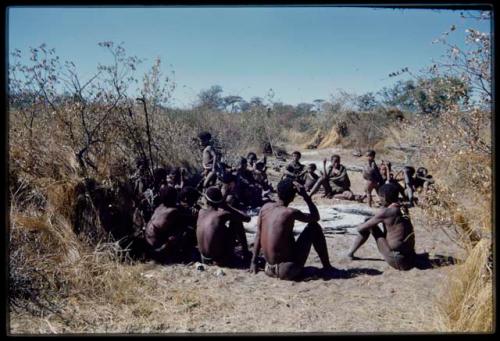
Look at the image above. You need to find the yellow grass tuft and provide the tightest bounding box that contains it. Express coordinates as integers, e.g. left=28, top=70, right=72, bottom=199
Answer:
left=434, top=239, right=493, bottom=332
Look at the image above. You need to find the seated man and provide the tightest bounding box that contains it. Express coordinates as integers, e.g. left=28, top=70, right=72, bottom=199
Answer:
left=219, top=171, right=238, bottom=206
left=414, top=167, right=435, bottom=191
left=309, top=155, right=363, bottom=201
left=282, top=151, right=307, bottom=184
left=303, top=163, right=320, bottom=192
left=346, top=183, right=416, bottom=271
left=401, top=165, right=416, bottom=207
left=247, top=152, right=258, bottom=171
left=151, top=167, right=168, bottom=209
left=196, top=187, right=252, bottom=267
left=235, top=157, right=260, bottom=208
left=144, top=186, right=192, bottom=264
left=177, top=186, right=202, bottom=259
left=362, top=150, right=384, bottom=207
left=379, top=160, right=390, bottom=184
left=253, top=160, right=274, bottom=203
left=249, top=179, right=334, bottom=280
left=165, top=167, right=188, bottom=191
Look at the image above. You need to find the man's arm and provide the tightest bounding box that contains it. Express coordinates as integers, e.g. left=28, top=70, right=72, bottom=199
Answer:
left=237, top=173, right=251, bottom=186
left=223, top=202, right=251, bottom=222
left=292, top=182, right=320, bottom=223
left=283, top=163, right=296, bottom=177
left=329, top=165, right=347, bottom=182
left=250, top=212, right=262, bottom=273
left=179, top=168, right=186, bottom=189
left=356, top=210, right=386, bottom=233
left=209, top=148, right=217, bottom=172
left=322, top=158, right=328, bottom=177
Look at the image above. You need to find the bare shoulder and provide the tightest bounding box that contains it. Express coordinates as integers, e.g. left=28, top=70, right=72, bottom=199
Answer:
left=164, top=207, right=180, bottom=217
left=260, top=201, right=277, bottom=212
left=286, top=206, right=302, bottom=217
left=378, top=206, right=399, bottom=218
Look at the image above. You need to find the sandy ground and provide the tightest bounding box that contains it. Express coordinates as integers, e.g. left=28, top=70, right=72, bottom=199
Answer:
left=10, top=146, right=464, bottom=334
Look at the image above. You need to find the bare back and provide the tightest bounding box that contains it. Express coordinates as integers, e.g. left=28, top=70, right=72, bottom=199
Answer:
left=196, top=208, right=232, bottom=259
left=259, top=202, right=299, bottom=264
left=145, top=205, right=180, bottom=248
left=381, top=206, right=415, bottom=254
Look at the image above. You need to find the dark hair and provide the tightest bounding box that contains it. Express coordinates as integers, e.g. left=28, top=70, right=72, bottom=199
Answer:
left=198, top=131, right=212, bottom=141
left=308, top=163, right=317, bottom=171
left=404, top=166, right=415, bottom=177
left=169, top=167, right=180, bottom=176
left=221, top=172, right=236, bottom=183
left=385, top=161, right=392, bottom=172
left=179, top=186, right=199, bottom=205
left=365, top=150, right=376, bottom=157
left=240, top=157, right=248, bottom=165
left=331, top=154, right=340, bottom=162
left=416, top=167, right=428, bottom=177
left=205, top=186, right=224, bottom=206
left=135, top=157, right=149, bottom=168
left=153, top=167, right=168, bottom=183
left=255, top=161, right=265, bottom=170
left=292, top=151, right=301, bottom=158
left=378, top=183, right=399, bottom=204
left=277, top=178, right=296, bottom=202
left=159, top=186, right=178, bottom=206
left=247, top=152, right=257, bottom=160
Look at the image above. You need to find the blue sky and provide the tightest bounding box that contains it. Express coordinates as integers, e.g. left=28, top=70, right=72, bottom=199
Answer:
left=7, top=6, right=491, bottom=108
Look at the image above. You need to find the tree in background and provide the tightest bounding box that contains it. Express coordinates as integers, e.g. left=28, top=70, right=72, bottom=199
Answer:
left=196, top=85, right=224, bottom=110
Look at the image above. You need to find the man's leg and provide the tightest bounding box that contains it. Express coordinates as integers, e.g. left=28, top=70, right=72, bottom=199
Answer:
left=203, top=170, right=216, bottom=188
left=229, top=219, right=249, bottom=255
left=405, top=187, right=415, bottom=207
left=294, top=222, right=332, bottom=269
left=333, top=190, right=355, bottom=201
left=365, top=181, right=374, bottom=207
left=371, top=225, right=415, bottom=270
left=346, top=228, right=370, bottom=259
left=308, top=176, right=326, bottom=197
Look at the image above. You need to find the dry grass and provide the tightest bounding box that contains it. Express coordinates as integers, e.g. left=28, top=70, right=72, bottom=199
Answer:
left=8, top=90, right=493, bottom=334
left=433, top=239, right=493, bottom=332
left=377, top=109, right=493, bottom=333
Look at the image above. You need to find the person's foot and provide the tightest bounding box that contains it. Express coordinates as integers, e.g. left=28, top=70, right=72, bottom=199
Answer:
left=320, top=265, right=339, bottom=279
left=343, top=253, right=360, bottom=262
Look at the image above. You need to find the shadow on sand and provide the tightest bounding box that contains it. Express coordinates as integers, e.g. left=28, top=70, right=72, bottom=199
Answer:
left=300, top=266, right=383, bottom=281
left=298, top=253, right=458, bottom=281
left=414, top=253, right=458, bottom=270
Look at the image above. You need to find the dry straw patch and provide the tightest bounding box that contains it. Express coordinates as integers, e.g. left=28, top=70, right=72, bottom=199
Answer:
left=434, top=239, right=493, bottom=332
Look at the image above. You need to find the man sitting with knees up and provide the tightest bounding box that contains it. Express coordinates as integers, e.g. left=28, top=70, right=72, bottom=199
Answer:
left=196, top=186, right=251, bottom=267
left=250, top=179, right=334, bottom=280
left=346, top=183, right=416, bottom=271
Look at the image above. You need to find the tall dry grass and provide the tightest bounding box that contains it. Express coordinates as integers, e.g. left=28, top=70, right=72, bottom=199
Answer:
left=433, top=239, right=493, bottom=332
left=378, top=107, right=493, bottom=333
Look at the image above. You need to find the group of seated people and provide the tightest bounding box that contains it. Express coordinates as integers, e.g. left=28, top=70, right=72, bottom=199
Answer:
left=136, top=132, right=435, bottom=281
left=361, top=150, right=434, bottom=208
left=281, top=150, right=364, bottom=202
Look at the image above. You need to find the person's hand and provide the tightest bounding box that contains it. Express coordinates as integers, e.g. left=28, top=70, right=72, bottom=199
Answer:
left=293, top=181, right=307, bottom=197
left=323, top=158, right=327, bottom=165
